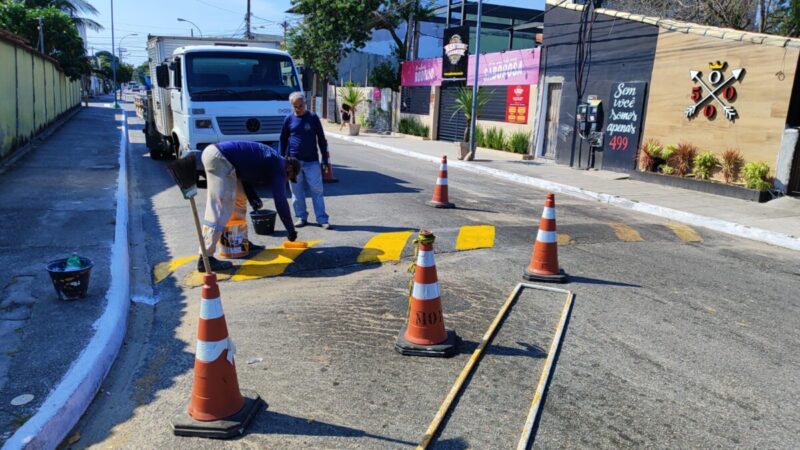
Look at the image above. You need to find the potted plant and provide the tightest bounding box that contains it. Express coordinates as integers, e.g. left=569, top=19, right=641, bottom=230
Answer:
left=338, top=84, right=366, bottom=136
left=452, top=87, right=491, bottom=160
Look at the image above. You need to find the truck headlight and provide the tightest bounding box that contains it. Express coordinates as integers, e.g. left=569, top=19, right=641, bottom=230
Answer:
left=195, top=119, right=212, bottom=129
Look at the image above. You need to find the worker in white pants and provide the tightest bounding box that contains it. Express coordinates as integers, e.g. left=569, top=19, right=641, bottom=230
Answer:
left=198, top=142, right=299, bottom=272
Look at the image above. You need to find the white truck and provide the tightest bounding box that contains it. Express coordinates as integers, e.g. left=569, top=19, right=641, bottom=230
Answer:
left=141, top=35, right=301, bottom=173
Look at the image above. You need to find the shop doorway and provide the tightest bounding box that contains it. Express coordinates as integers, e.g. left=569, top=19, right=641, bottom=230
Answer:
left=536, top=81, right=562, bottom=159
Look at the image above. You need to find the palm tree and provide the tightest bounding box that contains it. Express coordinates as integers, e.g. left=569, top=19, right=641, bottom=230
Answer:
left=452, top=86, right=492, bottom=161
left=23, top=0, right=104, bottom=31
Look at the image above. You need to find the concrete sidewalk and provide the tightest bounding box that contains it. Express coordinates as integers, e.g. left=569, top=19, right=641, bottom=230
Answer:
left=323, top=123, right=800, bottom=251
left=0, top=96, right=123, bottom=447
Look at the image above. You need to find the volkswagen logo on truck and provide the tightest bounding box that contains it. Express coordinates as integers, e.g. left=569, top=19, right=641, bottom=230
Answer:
left=246, top=118, right=261, bottom=133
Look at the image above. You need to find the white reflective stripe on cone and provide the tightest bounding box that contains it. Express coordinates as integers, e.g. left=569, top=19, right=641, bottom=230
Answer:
left=200, top=297, right=224, bottom=320
left=436, top=177, right=448, bottom=185
left=541, top=207, right=556, bottom=220
left=412, top=282, right=440, bottom=300
left=416, top=249, right=435, bottom=268
left=536, top=230, right=558, bottom=244
left=196, top=337, right=236, bottom=364
left=440, top=163, right=448, bottom=171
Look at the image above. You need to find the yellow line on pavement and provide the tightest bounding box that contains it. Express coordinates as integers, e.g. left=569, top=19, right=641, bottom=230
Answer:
left=557, top=233, right=574, bottom=245
left=609, top=223, right=644, bottom=242
left=153, top=255, right=197, bottom=284
left=666, top=223, right=703, bottom=242
left=231, top=240, right=321, bottom=282
left=455, top=225, right=495, bottom=250
left=357, top=231, right=413, bottom=263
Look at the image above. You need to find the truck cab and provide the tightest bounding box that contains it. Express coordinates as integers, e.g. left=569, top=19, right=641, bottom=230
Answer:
left=147, top=41, right=300, bottom=171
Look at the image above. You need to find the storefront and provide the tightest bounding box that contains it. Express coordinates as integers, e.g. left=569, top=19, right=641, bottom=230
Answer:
left=538, top=0, right=800, bottom=195
left=400, top=48, right=541, bottom=143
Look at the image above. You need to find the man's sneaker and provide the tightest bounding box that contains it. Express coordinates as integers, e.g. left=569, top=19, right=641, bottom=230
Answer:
left=321, top=223, right=332, bottom=230
left=197, top=256, right=233, bottom=273
left=294, top=219, right=308, bottom=228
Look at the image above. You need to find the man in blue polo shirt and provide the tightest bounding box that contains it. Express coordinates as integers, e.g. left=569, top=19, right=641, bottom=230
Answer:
left=279, top=91, right=332, bottom=229
left=199, top=141, right=300, bottom=272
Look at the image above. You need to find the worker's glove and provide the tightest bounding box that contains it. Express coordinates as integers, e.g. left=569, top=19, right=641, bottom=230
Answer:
left=287, top=230, right=298, bottom=242
left=249, top=197, right=263, bottom=210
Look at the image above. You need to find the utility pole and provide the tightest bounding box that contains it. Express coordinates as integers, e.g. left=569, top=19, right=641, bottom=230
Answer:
left=280, top=20, right=289, bottom=47
left=245, top=0, right=253, bottom=40
left=111, top=0, right=118, bottom=108
left=37, top=17, right=45, bottom=53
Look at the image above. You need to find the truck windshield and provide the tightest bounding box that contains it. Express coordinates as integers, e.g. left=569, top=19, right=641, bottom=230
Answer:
left=186, top=51, right=300, bottom=102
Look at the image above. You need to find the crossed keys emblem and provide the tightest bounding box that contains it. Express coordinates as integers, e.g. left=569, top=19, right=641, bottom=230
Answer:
left=685, top=61, right=744, bottom=121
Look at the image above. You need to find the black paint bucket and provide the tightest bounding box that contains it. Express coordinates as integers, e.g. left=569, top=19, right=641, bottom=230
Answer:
left=46, top=257, right=94, bottom=301
left=250, top=209, right=277, bottom=235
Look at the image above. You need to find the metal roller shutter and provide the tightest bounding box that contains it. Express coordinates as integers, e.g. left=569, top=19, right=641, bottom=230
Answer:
left=478, top=86, right=508, bottom=122
left=437, top=85, right=467, bottom=142
left=401, top=86, right=431, bottom=115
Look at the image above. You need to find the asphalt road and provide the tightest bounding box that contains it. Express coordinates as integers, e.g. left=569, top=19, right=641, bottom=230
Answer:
left=72, top=106, right=800, bottom=449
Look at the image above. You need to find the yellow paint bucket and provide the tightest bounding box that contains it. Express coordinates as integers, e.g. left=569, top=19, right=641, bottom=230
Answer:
left=219, top=220, right=249, bottom=259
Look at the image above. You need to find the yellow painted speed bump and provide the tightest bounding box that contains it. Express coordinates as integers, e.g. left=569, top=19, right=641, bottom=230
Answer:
left=666, top=223, right=703, bottom=242
left=455, top=225, right=495, bottom=250
left=232, top=240, right=320, bottom=282
left=153, top=255, right=197, bottom=284
left=609, top=223, right=644, bottom=242
left=357, top=231, right=413, bottom=263
left=183, top=270, right=232, bottom=288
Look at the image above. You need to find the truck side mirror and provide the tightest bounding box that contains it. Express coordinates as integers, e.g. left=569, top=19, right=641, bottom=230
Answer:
left=155, top=64, right=169, bottom=88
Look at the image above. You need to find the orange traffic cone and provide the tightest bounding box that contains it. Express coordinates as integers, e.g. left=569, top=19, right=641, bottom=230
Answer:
left=395, top=230, right=459, bottom=357
left=322, top=160, right=339, bottom=183
left=427, top=155, right=455, bottom=208
left=171, top=273, right=264, bottom=438
left=523, top=193, right=568, bottom=283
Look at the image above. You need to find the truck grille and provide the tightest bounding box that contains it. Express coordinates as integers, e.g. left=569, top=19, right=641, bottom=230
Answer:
left=216, top=116, right=284, bottom=135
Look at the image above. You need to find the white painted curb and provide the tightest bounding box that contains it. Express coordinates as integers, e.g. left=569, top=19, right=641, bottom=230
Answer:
left=329, top=132, right=800, bottom=252
left=3, top=110, right=131, bottom=449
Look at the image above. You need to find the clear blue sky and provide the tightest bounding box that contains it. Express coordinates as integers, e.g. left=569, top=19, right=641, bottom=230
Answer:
left=84, top=0, right=543, bottom=67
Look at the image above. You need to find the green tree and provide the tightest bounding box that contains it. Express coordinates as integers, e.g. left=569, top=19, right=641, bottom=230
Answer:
left=94, top=50, right=133, bottom=84
left=370, top=0, right=436, bottom=62
left=287, top=0, right=382, bottom=80
left=20, top=0, right=103, bottom=31
left=287, top=0, right=435, bottom=89
left=133, top=61, right=150, bottom=84
left=0, top=3, right=91, bottom=79
left=368, top=60, right=399, bottom=90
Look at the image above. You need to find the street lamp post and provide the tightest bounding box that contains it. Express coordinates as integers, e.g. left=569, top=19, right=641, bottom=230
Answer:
left=117, top=33, right=138, bottom=104
left=177, top=18, right=203, bottom=37
left=466, top=0, right=484, bottom=161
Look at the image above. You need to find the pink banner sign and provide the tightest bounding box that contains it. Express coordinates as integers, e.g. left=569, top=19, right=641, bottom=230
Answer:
left=401, top=58, right=442, bottom=87
left=401, top=48, right=540, bottom=87
left=468, top=48, right=540, bottom=86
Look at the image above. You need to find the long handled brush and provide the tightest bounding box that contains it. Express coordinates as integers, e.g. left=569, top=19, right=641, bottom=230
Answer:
left=166, top=155, right=212, bottom=273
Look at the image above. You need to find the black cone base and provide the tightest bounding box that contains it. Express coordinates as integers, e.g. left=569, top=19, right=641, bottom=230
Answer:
left=427, top=201, right=455, bottom=209
left=395, top=326, right=460, bottom=357
left=171, top=389, right=265, bottom=439
left=523, top=268, right=568, bottom=283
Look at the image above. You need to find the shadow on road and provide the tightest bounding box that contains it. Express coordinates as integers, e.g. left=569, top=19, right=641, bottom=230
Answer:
left=248, top=410, right=416, bottom=446
left=567, top=275, right=641, bottom=287
left=458, top=340, right=547, bottom=358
